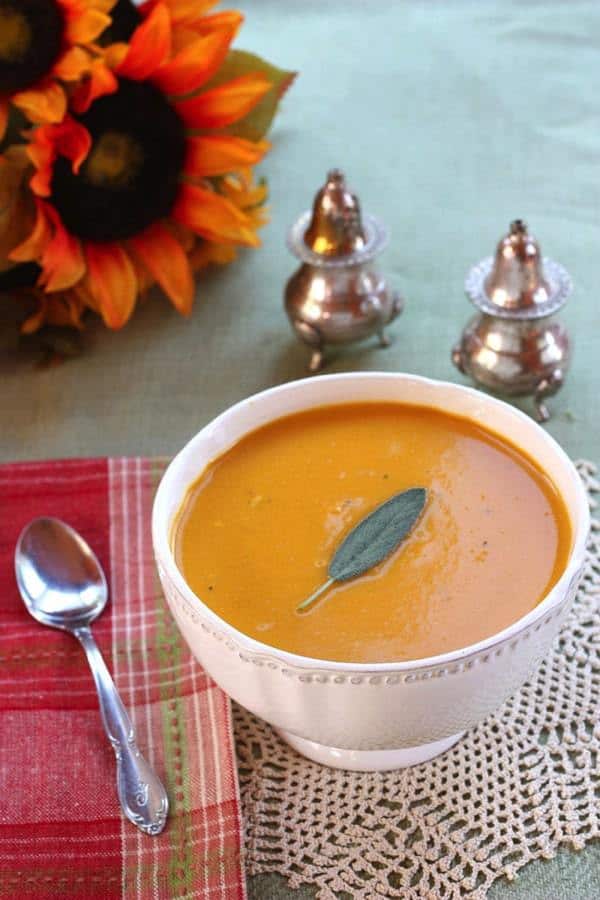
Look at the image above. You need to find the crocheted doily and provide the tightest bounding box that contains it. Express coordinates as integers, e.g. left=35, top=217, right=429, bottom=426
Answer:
left=234, top=460, right=600, bottom=900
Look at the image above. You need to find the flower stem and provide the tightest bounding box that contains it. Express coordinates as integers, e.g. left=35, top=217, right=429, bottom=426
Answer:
left=296, top=576, right=335, bottom=613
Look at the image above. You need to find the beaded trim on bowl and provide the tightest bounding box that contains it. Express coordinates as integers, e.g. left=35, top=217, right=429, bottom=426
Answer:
left=161, top=566, right=582, bottom=686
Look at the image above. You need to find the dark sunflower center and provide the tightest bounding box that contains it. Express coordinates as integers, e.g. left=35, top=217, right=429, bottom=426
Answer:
left=51, top=79, right=186, bottom=242
left=0, top=0, right=64, bottom=94
left=85, top=131, right=144, bottom=188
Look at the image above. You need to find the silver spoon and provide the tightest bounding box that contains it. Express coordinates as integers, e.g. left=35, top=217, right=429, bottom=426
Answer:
left=15, top=517, right=169, bottom=835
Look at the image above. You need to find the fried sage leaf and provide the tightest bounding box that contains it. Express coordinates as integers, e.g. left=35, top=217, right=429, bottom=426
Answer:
left=297, top=487, right=427, bottom=612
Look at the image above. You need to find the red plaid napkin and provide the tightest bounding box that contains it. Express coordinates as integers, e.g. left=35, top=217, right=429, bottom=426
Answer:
left=0, top=458, right=246, bottom=899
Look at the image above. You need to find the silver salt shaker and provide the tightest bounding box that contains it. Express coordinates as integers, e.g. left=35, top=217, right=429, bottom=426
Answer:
left=452, top=219, right=573, bottom=422
left=285, top=169, right=403, bottom=372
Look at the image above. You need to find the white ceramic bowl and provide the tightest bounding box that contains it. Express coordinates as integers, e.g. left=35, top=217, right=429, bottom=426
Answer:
left=152, top=373, right=589, bottom=771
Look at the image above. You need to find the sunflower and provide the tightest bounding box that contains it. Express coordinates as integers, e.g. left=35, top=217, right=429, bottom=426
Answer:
left=10, top=2, right=272, bottom=328
left=0, top=0, right=116, bottom=139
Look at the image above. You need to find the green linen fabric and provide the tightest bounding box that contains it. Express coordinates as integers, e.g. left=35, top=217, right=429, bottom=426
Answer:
left=1, top=1, right=598, bottom=896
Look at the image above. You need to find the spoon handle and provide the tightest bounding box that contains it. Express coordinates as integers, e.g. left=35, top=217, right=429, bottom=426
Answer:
left=75, top=626, right=169, bottom=835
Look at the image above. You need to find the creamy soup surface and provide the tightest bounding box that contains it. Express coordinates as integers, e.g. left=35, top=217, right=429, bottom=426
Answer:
left=173, top=403, right=571, bottom=663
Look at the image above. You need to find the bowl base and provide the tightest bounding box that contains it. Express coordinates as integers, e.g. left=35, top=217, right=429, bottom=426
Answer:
left=276, top=729, right=465, bottom=771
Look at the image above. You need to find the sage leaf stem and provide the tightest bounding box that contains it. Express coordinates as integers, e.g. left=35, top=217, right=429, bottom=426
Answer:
left=296, top=577, right=335, bottom=613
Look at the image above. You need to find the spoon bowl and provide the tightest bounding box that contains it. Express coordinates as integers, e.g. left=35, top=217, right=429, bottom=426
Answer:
left=16, top=517, right=107, bottom=630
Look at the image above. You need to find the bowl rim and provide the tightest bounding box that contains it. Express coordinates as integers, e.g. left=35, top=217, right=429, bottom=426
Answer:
left=152, top=372, right=590, bottom=673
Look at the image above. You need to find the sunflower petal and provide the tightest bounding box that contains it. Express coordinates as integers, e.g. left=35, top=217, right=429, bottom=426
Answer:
left=178, top=0, right=220, bottom=17
left=63, top=6, right=111, bottom=44
left=46, top=291, right=86, bottom=329
left=220, top=171, right=269, bottom=208
left=12, top=212, right=85, bottom=295
left=154, top=26, right=238, bottom=97
left=127, top=248, right=153, bottom=293
left=28, top=119, right=91, bottom=197
left=71, top=58, right=119, bottom=113
left=8, top=198, right=80, bottom=293
left=168, top=219, right=195, bottom=252
left=71, top=277, right=98, bottom=312
left=56, top=121, right=92, bottom=174
left=162, top=0, right=220, bottom=24
left=84, top=243, right=137, bottom=328
left=184, top=135, right=269, bottom=177
left=184, top=11, right=244, bottom=37
left=103, top=42, right=130, bottom=69
left=0, top=100, right=8, bottom=142
left=27, top=145, right=55, bottom=198
left=169, top=13, right=243, bottom=52
left=189, top=239, right=237, bottom=271
left=51, top=46, right=91, bottom=82
left=38, top=205, right=85, bottom=292
left=9, top=200, right=52, bottom=262
left=176, top=74, right=271, bottom=130
left=205, top=50, right=296, bottom=141
left=117, top=3, right=172, bottom=81
left=88, top=0, right=118, bottom=13
left=0, top=148, right=33, bottom=258
left=20, top=290, right=86, bottom=333
left=172, top=183, right=260, bottom=246
left=12, top=81, right=66, bottom=125
left=20, top=297, right=48, bottom=335
left=129, top=223, right=194, bottom=315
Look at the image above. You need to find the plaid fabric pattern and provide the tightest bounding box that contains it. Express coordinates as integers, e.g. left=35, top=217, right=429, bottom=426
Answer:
left=0, top=458, right=246, bottom=899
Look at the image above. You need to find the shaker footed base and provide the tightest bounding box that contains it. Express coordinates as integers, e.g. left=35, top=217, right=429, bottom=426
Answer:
left=275, top=729, right=465, bottom=771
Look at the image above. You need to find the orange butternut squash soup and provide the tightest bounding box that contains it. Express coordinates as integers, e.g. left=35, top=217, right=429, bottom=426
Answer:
left=173, top=403, right=571, bottom=663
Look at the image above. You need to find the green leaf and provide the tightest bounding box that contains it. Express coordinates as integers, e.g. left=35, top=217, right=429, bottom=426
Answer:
left=297, top=488, right=427, bottom=612
left=208, top=50, right=296, bottom=141
left=330, top=488, right=427, bottom=581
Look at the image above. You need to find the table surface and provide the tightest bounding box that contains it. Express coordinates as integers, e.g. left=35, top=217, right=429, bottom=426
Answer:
left=2, top=1, right=599, bottom=896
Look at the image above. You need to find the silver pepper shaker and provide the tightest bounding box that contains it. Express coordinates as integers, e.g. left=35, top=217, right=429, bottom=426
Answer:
left=284, top=169, right=403, bottom=372
left=452, top=220, right=573, bottom=422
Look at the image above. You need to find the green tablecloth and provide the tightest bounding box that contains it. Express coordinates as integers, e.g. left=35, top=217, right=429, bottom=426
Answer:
left=1, top=1, right=598, bottom=895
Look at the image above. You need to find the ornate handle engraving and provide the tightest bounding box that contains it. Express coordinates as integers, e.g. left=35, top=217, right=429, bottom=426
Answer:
left=135, top=782, right=149, bottom=807
left=75, top=627, right=169, bottom=835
